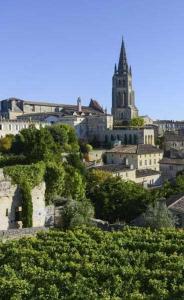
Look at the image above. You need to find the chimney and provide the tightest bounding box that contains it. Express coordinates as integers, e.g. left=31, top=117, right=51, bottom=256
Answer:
left=77, top=97, right=82, bottom=113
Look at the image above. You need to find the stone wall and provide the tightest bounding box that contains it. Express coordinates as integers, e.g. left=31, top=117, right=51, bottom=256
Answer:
left=0, top=227, right=49, bottom=241
left=0, top=169, right=46, bottom=230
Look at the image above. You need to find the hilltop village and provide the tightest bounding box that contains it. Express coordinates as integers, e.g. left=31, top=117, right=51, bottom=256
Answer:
left=1, top=39, right=184, bottom=232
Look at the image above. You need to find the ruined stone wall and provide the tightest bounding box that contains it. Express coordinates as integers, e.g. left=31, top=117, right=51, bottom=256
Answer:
left=0, top=169, right=46, bottom=230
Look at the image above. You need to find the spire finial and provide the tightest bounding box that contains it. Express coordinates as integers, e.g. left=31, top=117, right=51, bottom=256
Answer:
left=129, top=65, right=132, bottom=75
left=118, top=36, right=128, bottom=74
left=114, top=63, right=117, bottom=74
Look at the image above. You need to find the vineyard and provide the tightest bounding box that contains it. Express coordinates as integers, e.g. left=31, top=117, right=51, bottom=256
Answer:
left=0, top=227, right=184, bottom=299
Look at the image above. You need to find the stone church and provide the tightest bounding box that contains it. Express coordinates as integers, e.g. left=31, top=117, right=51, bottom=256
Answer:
left=112, top=38, right=139, bottom=123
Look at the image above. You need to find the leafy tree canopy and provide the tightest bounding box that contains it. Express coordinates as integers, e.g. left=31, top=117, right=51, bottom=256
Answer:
left=87, top=174, right=154, bottom=223
left=130, top=117, right=144, bottom=127
left=143, top=199, right=177, bottom=229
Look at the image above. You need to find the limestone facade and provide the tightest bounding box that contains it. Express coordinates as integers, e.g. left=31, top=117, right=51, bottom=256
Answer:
left=105, top=144, right=163, bottom=171
left=98, top=128, right=155, bottom=146
left=0, top=120, right=49, bottom=138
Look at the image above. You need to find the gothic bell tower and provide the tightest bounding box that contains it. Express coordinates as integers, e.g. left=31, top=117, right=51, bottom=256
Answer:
left=112, top=38, right=139, bottom=124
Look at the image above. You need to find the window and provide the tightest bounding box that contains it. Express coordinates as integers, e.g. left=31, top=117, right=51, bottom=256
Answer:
left=154, top=159, right=156, bottom=164
left=9, top=124, right=11, bottom=131
left=5, top=209, right=8, bottom=217
left=145, top=160, right=147, bottom=166
left=149, top=160, right=152, bottom=165
left=140, top=160, right=142, bottom=166
left=0, top=124, right=2, bottom=130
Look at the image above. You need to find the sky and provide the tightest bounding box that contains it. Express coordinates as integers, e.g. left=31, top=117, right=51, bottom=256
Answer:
left=0, top=0, right=184, bottom=120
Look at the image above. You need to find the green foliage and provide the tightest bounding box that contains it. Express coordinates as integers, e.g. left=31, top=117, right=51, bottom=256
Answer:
left=48, top=124, right=79, bottom=153
left=1, top=227, right=184, bottom=299
left=66, top=153, right=86, bottom=175
left=45, top=162, right=65, bottom=205
left=0, top=135, right=14, bottom=153
left=87, top=175, right=154, bottom=223
left=4, top=162, right=45, bottom=227
left=0, top=154, right=27, bottom=168
left=62, top=199, right=94, bottom=229
left=153, top=175, right=184, bottom=200
left=20, top=181, right=33, bottom=227
left=10, top=124, right=79, bottom=163
left=64, top=166, right=86, bottom=201
left=155, top=135, right=164, bottom=149
left=4, top=161, right=46, bottom=189
left=143, top=200, right=177, bottom=229
left=79, top=140, right=93, bottom=154
left=12, top=126, right=60, bottom=162
left=130, top=117, right=144, bottom=127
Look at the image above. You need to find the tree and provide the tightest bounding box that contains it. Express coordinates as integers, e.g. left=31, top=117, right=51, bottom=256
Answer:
left=48, top=124, right=68, bottom=146
left=45, top=162, right=65, bottom=205
left=62, top=199, right=94, bottom=229
left=130, top=117, right=144, bottom=127
left=12, top=127, right=61, bottom=162
left=87, top=175, right=153, bottom=223
left=155, top=135, right=164, bottom=149
left=64, top=166, right=86, bottom=201
left=143, top=199, right=177, bottom=229
left=66, top=153, right=86, bottom=175
left=0, top=135, right=14, bottom=153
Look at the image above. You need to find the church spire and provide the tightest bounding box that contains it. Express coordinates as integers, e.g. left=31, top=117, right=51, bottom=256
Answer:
left=114, top=63, right=117, bottom=74
left=129, top=65, right=132, bottom=76
left=118, top=37, right=128, bottom=74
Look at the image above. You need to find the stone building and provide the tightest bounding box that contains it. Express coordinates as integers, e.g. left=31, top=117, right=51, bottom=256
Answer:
left=159, top=158, right=184, bottom=180
left=17, top=98, right=113, bottom=141
left=98, top=127, right=155, bottom=146
left=164, top=131, right=184, bottom=153
left=91, top=164, right=161, bottom=188
left=154, top=120, right=184, bottom=136
left=0, top=98, right=64, bottom=120
left=0, top=97, right=106, bottom=120
left=105, top=144, right=163, bottom=171
left=0, top=120, right=49, bottom=138
left=0, top=169, right=45, bottom=230
left=112, top=38, right=139, bottom=123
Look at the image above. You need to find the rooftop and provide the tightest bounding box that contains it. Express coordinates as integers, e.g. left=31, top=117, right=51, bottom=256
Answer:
left=166, top=194, right=184, bottom=213
left=107, top=144, right=163, bottom=155
left=91, top=164, right=133, bottom=173
left=136, top=169, right=160, bottom=178
left=160, top=158, right=184, bottom=165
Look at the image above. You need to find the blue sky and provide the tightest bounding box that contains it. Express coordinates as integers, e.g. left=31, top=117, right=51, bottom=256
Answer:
left=0, top=0, right=184, bottom=120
